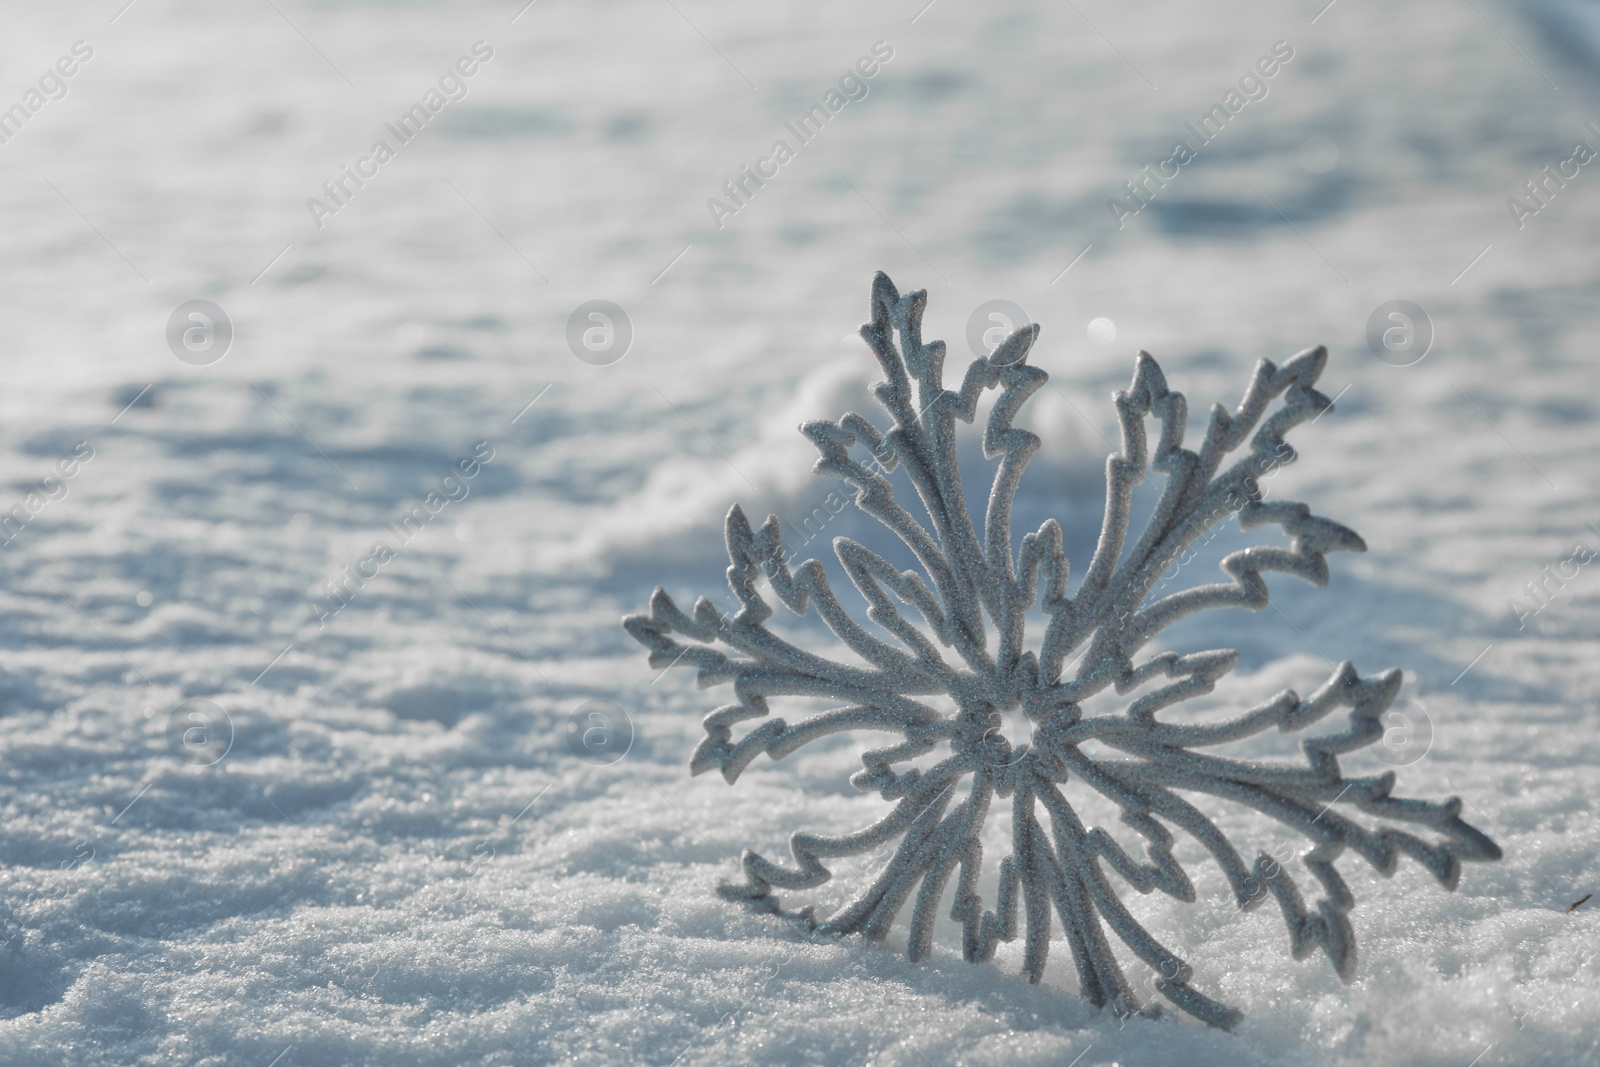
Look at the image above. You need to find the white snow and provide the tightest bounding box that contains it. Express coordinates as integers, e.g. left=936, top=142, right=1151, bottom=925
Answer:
left=0, top=0, right=1596, bottom=1064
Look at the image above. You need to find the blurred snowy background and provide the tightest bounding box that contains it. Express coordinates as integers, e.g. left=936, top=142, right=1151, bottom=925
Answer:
left=0, top=0, right=1597, bottom=1063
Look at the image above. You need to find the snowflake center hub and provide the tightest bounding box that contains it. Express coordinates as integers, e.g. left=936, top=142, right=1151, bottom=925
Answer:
left=992, top=705, right=1032, bottom=757
left=968, top=699, right=1034, bottom=767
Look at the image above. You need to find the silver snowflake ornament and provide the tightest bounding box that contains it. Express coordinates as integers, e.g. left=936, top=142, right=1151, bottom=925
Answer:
left=623, top=272, right=1500, bottom=1029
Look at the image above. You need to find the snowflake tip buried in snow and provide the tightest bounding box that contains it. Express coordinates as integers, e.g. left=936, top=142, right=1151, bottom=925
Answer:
left=622, top=271, right=1500, bottom=1030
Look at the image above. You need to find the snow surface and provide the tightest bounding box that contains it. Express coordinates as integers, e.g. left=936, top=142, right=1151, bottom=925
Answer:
left=0, top=0, right=1597, bottom=1064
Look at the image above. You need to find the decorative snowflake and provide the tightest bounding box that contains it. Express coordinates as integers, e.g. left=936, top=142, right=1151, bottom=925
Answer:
left=623, top=272, right=1500, bottom=1029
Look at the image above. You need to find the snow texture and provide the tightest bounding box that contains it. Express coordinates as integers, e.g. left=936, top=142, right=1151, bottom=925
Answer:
left=0, top=0, right=1597, bottom=1065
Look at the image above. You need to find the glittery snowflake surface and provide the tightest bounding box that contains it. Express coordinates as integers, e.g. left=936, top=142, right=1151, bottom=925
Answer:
left=624, top=272, right=1500, bottom=1029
